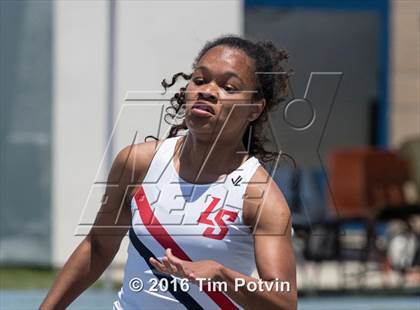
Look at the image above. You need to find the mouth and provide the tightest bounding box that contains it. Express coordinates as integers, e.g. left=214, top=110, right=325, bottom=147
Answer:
left=191, top=101, right=215, bottom=117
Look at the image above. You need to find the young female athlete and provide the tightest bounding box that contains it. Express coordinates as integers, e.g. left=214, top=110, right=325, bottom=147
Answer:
left=41, top=35, right=297, bottom=310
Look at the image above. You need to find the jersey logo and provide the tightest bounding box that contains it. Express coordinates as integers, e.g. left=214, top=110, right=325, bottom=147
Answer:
left=197, top=197, right=238, bottom=240
left=231, top=175, right=242, bottom=186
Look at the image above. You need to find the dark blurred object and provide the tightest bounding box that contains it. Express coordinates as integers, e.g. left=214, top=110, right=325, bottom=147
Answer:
left=273, top=166, right=328, bottom=229
left=368, top=97, right=379, bottom=146
left=327, top=147, right=420, bottom=286
left=399, top=136, right=420, bottom=200
left=329, top=148, right=410, bottom=218
left=294, top=148, right=420, bottom=289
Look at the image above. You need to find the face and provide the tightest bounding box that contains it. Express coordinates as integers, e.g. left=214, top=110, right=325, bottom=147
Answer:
left=184, top=45, right=265, bottom=139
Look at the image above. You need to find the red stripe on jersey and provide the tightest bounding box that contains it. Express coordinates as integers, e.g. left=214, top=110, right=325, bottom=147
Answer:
left=134, top=185, right=238, bottom=310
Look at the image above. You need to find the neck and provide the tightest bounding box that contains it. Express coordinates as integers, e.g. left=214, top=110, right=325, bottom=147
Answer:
left=175, top=132, right=249, bottom=183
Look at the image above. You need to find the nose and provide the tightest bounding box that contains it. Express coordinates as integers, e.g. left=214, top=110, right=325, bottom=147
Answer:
left=197, top=83, right=218, bottom=103
left=197, top=91, right=217, bottom=103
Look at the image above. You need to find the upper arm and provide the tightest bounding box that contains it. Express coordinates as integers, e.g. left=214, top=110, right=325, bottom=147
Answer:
left=88, top=140, right=159, bottom=254
left=245, top=168, right=296, bottom=287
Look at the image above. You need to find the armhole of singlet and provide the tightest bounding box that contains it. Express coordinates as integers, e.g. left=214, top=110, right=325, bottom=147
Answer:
left=125, top=137, right=170, bottom=206
left=240, top=158, right=262, bottom=230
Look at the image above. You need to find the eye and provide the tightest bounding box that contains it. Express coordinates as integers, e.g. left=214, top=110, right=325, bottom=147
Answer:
left=223, top=85, right=237, bottom=94
left=192, top=77, right=205, bottom=85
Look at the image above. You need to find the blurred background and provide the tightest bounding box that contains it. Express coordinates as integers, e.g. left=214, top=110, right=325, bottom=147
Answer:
left=0, top=0, right=419, bottom=309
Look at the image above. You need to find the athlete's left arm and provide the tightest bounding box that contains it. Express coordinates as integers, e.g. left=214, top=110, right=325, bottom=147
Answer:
left=150, top=169, right=297, bottom=310
left=215, top=170, right=297, bottom=309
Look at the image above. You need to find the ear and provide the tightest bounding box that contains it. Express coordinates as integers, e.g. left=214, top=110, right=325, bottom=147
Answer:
left=248, top=98, right=266, bottom=122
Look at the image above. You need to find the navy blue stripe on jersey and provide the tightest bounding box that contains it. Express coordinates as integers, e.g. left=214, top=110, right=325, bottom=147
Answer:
left=128, top=227, right=204, bottom=310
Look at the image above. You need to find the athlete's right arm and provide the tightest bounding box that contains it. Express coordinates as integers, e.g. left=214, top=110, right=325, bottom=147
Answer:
left=40, top=141, right=158, bottom=309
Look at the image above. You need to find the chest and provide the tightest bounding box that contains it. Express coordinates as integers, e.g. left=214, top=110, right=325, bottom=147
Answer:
left=132, top=182, right=252, bottom=238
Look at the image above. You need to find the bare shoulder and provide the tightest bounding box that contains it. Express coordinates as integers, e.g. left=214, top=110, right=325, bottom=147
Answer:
left=112, top=138, right=163, bottom=185
left=243, top=165, right=291, bottom=233
left=110, top=138, right=166, bottom=204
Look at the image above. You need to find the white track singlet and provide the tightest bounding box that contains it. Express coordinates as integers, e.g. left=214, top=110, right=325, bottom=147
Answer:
left=114, top=136, right=261, bottom=310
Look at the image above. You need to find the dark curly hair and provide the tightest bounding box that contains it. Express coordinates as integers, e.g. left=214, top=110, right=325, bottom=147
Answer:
left=146, top=34, right=292, bottom=164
